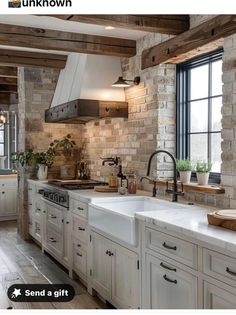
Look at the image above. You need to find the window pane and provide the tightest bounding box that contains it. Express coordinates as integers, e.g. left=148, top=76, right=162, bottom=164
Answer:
left=190, top=133, right=208, bottom=163
left=0, top=131, right=4, bottom=142
left=211, top=97, right=222, bottom=131
left=190, top=64, right=208, bottom=100
left=211, top=133, right=222, bottom=173
left=0, top=144, right=4, bottom=156
left=190, top=100, right=208, bottom=132
left=212, top=60, right=222, bottom=96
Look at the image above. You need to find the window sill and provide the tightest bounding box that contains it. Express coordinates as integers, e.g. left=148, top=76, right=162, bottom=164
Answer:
left=155, top=179, right=225, bottom=194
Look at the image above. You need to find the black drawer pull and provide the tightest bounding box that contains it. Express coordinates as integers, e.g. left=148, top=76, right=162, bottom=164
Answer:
left=163, top=274, right=177, bottom=284
left=106, top=250, right=109, bottom=255
left=162, top=242, right=177, bottom=251
left=77, top=244, right=81, bottom=248
left=77, top=207, right=84, bottom=211
left=76, top=253, right=82, bottom=257
left=36, top=208, right=41, bottom=212
left=28, top=203, right=32, bottom=206
left=2, top=191, right=5, bottom=194
left=160, top=262, right=176, bottom=272
left=49, top=214, right=57, bottom=219
left=226, top=267, right=236, bottom=276
left=78, top=227, right=85, bottom=231
left=49, top=237, right=56, bottom=243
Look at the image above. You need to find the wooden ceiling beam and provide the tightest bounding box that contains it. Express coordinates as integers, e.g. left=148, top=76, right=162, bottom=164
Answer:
left=0, top=85, right=17, bottom=93
left=49, top=14, right=189, bottom=35
left=0, top=66, right=17, bottom=78
left=142, top=15, right=235, bottom=69
left=0, top=49, right=67, bottom=69
left=0, top=23, right=136, bottom=57
left=0, top=77, right=17, bottom=86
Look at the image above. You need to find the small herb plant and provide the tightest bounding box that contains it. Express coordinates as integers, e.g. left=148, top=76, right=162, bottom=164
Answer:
left=196, top=161, right=212, bottom=173
left=176, top=159, right=192, bottom=172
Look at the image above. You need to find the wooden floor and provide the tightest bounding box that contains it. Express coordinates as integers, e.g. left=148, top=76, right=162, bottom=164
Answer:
left=0, top=221, right=107, bottom=309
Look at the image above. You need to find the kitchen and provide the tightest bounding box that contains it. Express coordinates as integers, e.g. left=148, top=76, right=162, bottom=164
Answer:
left=0, top=12, right=236, bottom=311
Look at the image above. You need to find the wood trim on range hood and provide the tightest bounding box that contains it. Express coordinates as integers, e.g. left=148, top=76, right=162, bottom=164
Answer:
left=45, top=99, right=128, bottom=124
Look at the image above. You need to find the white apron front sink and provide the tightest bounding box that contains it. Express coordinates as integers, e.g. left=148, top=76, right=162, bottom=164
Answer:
left=88, top=196, right=188, bottom=246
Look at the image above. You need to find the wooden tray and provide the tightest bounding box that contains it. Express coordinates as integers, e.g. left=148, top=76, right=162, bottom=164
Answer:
left=94, top=186, right=118, bottom=193
left=207, top=210, right=236, bottom=231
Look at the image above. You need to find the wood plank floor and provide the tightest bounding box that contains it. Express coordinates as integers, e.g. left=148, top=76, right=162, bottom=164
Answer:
left=0, top=221, right=107, bottom=309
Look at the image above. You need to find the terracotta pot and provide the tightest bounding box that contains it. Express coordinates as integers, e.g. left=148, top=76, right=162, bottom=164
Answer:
left=196, top=172, right=209, bottom=186
left=179, top=171, right=191, bottom=184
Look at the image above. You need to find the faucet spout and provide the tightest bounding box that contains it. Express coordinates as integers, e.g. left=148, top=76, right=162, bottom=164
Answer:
left=146, top=149, right=183, bottom=202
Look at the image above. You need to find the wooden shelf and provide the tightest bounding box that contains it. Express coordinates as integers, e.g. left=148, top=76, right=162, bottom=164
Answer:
left=152, top=179, right=225, bottom=194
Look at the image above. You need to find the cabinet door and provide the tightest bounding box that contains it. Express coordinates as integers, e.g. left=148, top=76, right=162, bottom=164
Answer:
left=111, top=242, right=139, bottom=309
left=145, top=254, right=197, bottom=309
left=204, top=282, right=236, bottom=309
left=0, top=187, right=17, bottom=216
left=90, top=232, right=112, bottom=300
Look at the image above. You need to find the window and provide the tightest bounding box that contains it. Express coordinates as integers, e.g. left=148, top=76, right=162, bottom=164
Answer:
left=0, top=111, right=18, bottom=169
left=177, top=50, right=223, bottom=180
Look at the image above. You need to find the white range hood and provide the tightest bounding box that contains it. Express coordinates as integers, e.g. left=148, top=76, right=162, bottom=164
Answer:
left=51, top=53, right=126, bottom=107
left=46, top=53, right=128, bottom=124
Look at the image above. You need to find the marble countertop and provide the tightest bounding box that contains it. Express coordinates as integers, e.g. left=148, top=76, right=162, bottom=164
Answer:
left=0, top=174, right=17, bottom=179
left=136, top=207, right=236, bottom=253
left=68, top=189, right=150, bottom=203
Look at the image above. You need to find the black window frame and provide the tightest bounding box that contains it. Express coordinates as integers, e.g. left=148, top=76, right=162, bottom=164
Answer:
left=176, top=49, right=223, bottom=184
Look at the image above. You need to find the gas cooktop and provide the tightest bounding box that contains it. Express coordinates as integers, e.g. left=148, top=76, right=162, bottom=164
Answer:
left=47, top=179, right=107, bottom=190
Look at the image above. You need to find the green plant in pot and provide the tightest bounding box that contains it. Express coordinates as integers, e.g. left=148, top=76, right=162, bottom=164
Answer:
left=34, top=149, right=56, bottom=180
left=49, top=134, right=77, bottom=180
left=195, top=160, right=212, bottom=186
left=176, top=159, right=192, bottom=184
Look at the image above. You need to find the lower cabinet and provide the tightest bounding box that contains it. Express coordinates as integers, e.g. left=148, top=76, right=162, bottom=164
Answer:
left=204, top=282, right=236, bottom=309
left=0, top=179, right=17, bottom=220
left=145, top=253, right=197, bottom=309
left=90, top=231, right=140, bottom=309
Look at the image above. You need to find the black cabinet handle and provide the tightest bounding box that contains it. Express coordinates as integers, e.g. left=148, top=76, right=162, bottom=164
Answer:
left=162, top=242, right=177, bottom=251
left=163, top=274, right=177, bottom=284
left=2, top=191, right=5, bottom=194
left=49, top=214, right=57, bottom=219
left=226, top=267, right=236, bottom=276
left=49, top=237, right=56, bottom=243
left=77, top=244, right=81, bottom=248
left=160, top=262, right=176, bottom=272
left=78, top=227, right=85, bottom=231
left=76, top=253, right=82, bottom=257
left=77, top=207, right=84, bottom=211
left=106, top=250, right=109, bottom=255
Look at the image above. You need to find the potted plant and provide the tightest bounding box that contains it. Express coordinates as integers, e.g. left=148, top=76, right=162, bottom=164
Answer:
left=49, top=134, right=77, bottom=180
left=34, top=149, right=56, bottom=180
left=176, top=159, right=192, bottom=184
left=196, top=161, right=212, bottom=185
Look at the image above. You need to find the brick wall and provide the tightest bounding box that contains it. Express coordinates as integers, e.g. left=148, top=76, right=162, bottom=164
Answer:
left=17, top=67, right=83, bottom=239
left=83, top=33, right=176, bottom=186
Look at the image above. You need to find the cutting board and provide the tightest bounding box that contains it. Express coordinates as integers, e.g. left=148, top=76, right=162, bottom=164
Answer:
left=207, top=209, right=236, bottom=231
left=94, top=185, right=118, bottom=193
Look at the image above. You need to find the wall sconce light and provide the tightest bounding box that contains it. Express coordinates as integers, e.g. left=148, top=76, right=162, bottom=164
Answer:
left=0, top=110, right=8, bottom=125
left=112, top=76, right=140, bottom=88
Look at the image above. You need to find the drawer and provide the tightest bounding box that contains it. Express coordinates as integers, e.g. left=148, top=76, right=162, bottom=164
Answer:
left=73, top=240, right=87, bottom=276
left=70, top=198, right=88, bottom=218
left=35, top=199, right=43, bottom=217
left=145, top=227, right=198, bottom=269
left=203, top=249, right=236, bottom=287
left=72, top=216, right=88, bottom=244
left=46, top=228, right=63, bottom=258
left=46, top=204, right=63, bottom=233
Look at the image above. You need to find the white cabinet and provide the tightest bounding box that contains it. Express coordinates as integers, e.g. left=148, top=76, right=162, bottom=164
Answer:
left=145, top=253, right=197, bottom=309
left=0, top=178, right=17, bottom=220
left=90, top=231, right=140, bottom=309
left=204, top=282, right=236, bottom=309
left=111, top=242, right=139, bottom=309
